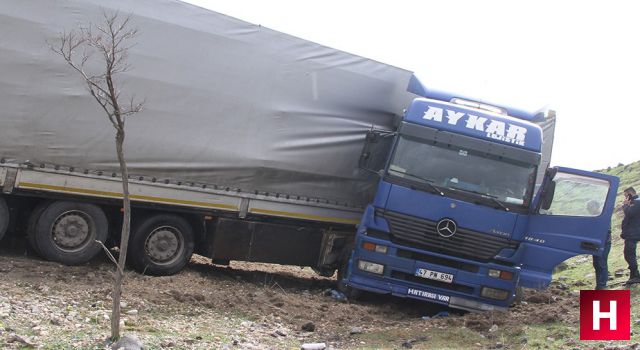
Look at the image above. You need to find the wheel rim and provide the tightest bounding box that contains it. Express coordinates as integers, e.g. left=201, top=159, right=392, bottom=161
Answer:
left=51, top=210, right=94, bottom=252
left=144, top=225, right=184, bottom=265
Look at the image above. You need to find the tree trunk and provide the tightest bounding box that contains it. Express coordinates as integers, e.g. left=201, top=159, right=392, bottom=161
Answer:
left=111, top=128, right=131, bottom=340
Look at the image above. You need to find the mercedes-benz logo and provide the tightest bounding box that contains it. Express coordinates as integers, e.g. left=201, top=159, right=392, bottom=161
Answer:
left=436, top=218, right=457, bottom=238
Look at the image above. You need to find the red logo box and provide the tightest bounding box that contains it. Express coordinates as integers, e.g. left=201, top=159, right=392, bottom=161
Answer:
left=580, top=290, right=630, bottom=340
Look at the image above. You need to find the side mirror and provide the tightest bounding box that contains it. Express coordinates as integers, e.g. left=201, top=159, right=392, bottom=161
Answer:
left=541, top=180, right=556, bottom=210
left=358, top=129, right=394, bottom=173
left=358, top=151, right=371, bottom=169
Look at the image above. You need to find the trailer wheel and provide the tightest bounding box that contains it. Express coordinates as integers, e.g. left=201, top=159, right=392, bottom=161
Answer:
left=34, top=201, right=108, bottom=265
left=0, top=196, right=9, bottom=242
left=128, top=214, right=194, bottom=276
left=26, top=201, right=51, bottom=255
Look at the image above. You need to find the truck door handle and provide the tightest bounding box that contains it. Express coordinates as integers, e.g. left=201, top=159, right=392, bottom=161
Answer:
left=580, top=241, right=599, bottom=251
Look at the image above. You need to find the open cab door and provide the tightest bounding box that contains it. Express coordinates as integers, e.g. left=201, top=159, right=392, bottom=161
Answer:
left=519, top=167, right=619, bottom=289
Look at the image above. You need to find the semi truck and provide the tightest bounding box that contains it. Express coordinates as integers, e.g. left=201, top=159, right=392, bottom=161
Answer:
left=0, top=0, right=619, bottom=312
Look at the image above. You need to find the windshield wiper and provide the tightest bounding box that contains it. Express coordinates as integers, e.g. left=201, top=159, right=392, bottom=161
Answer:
left=447, top=188, right=510, bottom=212
left=390, top=170, right=444, bottom=196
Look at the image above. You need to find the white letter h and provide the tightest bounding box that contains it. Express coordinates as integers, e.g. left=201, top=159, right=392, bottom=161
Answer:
left=593, top=300, right=617, bottom=330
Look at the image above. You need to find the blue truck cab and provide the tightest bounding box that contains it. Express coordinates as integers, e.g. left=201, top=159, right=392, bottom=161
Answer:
left=345, top=80, right=619, bottom=312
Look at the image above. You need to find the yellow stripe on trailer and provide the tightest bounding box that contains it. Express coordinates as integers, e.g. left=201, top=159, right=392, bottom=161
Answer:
left=17, top=181, right=238, bottom=211
left=250, top=208, right=359, bottom=225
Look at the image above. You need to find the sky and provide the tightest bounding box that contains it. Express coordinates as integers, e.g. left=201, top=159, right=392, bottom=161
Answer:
left=186, top=0, right=640, bottom=171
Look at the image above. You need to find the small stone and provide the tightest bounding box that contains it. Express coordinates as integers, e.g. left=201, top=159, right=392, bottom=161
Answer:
left=546, top=337, right=555, bottom=342
left=7, top=334, right=36, bottom=347
left=301, top=322, right=316, bottom=332
left=269, top=332, right=278, bottom=338
left=126, top=309, right=138, bottom=316
left=112, top=334, right=144, bottom=350
left=349, top=327, right=363, bottom=335
left=475, top=343, right=482, bottom=347
left=615, top=270, right=626, bottom=278
left=489, top=324, right=499, bottom=333
left=275, top=330, right=287, bottom=337
left=557, top=283, right=569, bottom=290
left=401, top=340, right=413, bottom=348
left=301, top=343, right=326, bottom=350
left=161, top=340, right=176, bottom=347
left=120, top=301, right=128, bottom=308
left=494, top=342, right=504, bottom=349
left=635, top=319, right=640, bottom=325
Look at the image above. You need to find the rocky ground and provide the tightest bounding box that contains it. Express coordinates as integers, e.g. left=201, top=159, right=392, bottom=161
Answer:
left=1, top=237, right=639, bottom=349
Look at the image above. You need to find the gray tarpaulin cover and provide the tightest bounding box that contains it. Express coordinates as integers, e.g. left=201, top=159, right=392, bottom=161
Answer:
left=0, top=0, right=415, bottom=206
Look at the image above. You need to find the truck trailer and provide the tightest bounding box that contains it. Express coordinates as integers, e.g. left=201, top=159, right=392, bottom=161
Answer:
left=0, top=0, right=619, bottom=312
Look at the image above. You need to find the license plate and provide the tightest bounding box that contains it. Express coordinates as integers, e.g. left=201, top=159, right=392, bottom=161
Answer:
left=415, top=268, right=454, bottom=283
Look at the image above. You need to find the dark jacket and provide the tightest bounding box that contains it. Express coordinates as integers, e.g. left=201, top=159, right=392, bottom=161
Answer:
left=621, top=195, right=640, bottom=240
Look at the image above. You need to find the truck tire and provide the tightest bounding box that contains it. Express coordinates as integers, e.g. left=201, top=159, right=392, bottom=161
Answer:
left=33, top=201, right=108, bottom=265
left=128, top=214, right=194, bottom=276
left=0, top=196, right=9, bottom=242
left=26, top=201, right=50, bottom=255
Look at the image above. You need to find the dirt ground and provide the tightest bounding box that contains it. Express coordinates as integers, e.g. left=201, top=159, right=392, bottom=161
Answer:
left=0, top=237, right=638, bottom=350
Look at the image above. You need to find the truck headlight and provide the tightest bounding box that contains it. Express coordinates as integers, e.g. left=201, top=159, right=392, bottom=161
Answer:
left=488, top=269, right=514, bottom=280
left=481, top=287, right=510, bottom=301
left=362, top=241, right=388, bottom=254
left=357, top=260, right=385, bottom=275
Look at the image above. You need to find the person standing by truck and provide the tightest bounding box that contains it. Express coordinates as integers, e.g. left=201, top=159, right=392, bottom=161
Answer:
left=621, top=187, right=640, bottom=284
left=588, top=200, right=611, bottom=289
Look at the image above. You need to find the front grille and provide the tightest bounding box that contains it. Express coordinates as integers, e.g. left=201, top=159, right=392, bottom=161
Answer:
left=376, top=209, right=517, bottom=261
left=390, top=271, right=474, bottom=293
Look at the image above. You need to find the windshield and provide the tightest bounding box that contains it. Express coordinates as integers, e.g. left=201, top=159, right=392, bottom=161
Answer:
left=387, top=136, right=537, bottom=207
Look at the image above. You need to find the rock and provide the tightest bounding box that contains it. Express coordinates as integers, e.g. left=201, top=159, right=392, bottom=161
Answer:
left=112, top=334, right=144, bottom=350
left=494, top=342, right=504, bottom=349
left=160, top=340, right=176, bottom=347
left=126, top=309, right=138, bottom=316
left=301, top=343, right=326, bottom=350
left=557, top=283, right=569, bottom=290
left=401, top=340, right=413, bottom=349
left=301, top=322, right=316, bottom=332
left=120, top=301, right=128, bottom=308
left=489, top=324, right=499, bottom=333
left=275, top=330, right=287, bottom=337
left=329, top=290, right=346, bottom=302
left=585, top=273, right=594, bottom=278
left=546, top=337, right=555, bottom=342
left=635, top=319, right=640, bottom=325
left=615, top=269, right=626, bottom=278
left=349, top=327, right=363, bottom=335
left=7, top=334, right=36, bottom=347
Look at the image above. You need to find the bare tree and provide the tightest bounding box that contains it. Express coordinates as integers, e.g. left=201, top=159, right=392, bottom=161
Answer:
left=51, top=12, right=143, bottom=340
